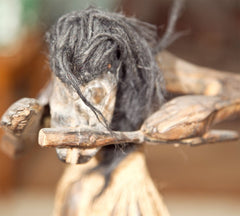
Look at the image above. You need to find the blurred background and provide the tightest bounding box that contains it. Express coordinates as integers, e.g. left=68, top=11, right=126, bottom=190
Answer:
left=0, top=0, right=240, bottom=215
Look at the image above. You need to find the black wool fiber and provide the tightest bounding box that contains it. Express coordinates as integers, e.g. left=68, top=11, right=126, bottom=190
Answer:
left=46, top=7, right=165, bottom=132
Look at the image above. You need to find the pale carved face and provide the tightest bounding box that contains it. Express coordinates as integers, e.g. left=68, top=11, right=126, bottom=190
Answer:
left=50, top=72, right=117, bottom=164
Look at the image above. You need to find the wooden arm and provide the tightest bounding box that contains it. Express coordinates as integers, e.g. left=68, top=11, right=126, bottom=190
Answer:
left=0, top=98, right=44, bottom=157
left=0, top=80, right=52, bottom=157
left=158, top=51, right=240, bottom=98
left=2, top=52, right=240, bottom=156
left=39, top=95, right=240, bottom=149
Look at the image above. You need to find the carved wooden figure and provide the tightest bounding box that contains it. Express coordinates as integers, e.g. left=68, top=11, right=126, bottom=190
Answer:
left=1, top=7, right=240, bottom=216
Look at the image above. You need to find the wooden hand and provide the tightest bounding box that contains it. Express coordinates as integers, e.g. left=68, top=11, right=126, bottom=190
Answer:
left=0, top=98, right=44, bottom=157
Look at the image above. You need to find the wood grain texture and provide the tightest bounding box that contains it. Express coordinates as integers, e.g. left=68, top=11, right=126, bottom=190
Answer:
left=39, top=96, right=240, bottom=149
left=142, top=95, right=240, bottom=140
left=158, top=51, right=240, bottom=98
left=39, top=127, right=143, bottom=148
left=0, top=98, right=43, bottom=157
left=53, top=151, right=170, bottom=216
left=2, top=50, right=240, bottom=215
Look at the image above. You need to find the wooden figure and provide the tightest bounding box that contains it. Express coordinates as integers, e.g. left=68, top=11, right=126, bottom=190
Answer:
left=1, top=6, right=240, bottom=216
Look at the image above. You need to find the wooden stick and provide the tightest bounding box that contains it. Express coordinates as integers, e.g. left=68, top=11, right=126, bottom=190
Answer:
left=39, top=127, right=144, bottom=148
left=39, top=95, right=240, bottom=149
left=39, top=127, right=239, bottom=149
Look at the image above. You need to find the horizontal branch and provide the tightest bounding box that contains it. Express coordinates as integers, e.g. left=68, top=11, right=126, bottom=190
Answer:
left=39, top=95, right=240, bottom=149
left=39, top=127, right=144, bottom=148
left=39, top=127, right=239, bottom=149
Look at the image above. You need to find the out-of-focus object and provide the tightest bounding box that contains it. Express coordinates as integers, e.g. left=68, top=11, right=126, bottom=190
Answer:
left=0, top=0, right=39, bottom=50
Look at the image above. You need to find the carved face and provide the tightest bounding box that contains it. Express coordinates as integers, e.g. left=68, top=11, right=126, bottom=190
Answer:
left=50, top=72, right=117, bottom=164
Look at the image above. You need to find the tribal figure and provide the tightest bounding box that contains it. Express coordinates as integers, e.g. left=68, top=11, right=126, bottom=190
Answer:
left=46, top=8, right=167, bottom=215
left=1, top=4, right=240, bottom=216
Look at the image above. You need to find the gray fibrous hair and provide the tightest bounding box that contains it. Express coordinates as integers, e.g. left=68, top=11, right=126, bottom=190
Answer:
left=46, top=7, right=165, bottom=131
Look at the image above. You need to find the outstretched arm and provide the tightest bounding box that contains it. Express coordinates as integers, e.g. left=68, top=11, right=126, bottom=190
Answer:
left=39, top=54, right=240, bottom=150
left=0, top=81, right=52, bottom=157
